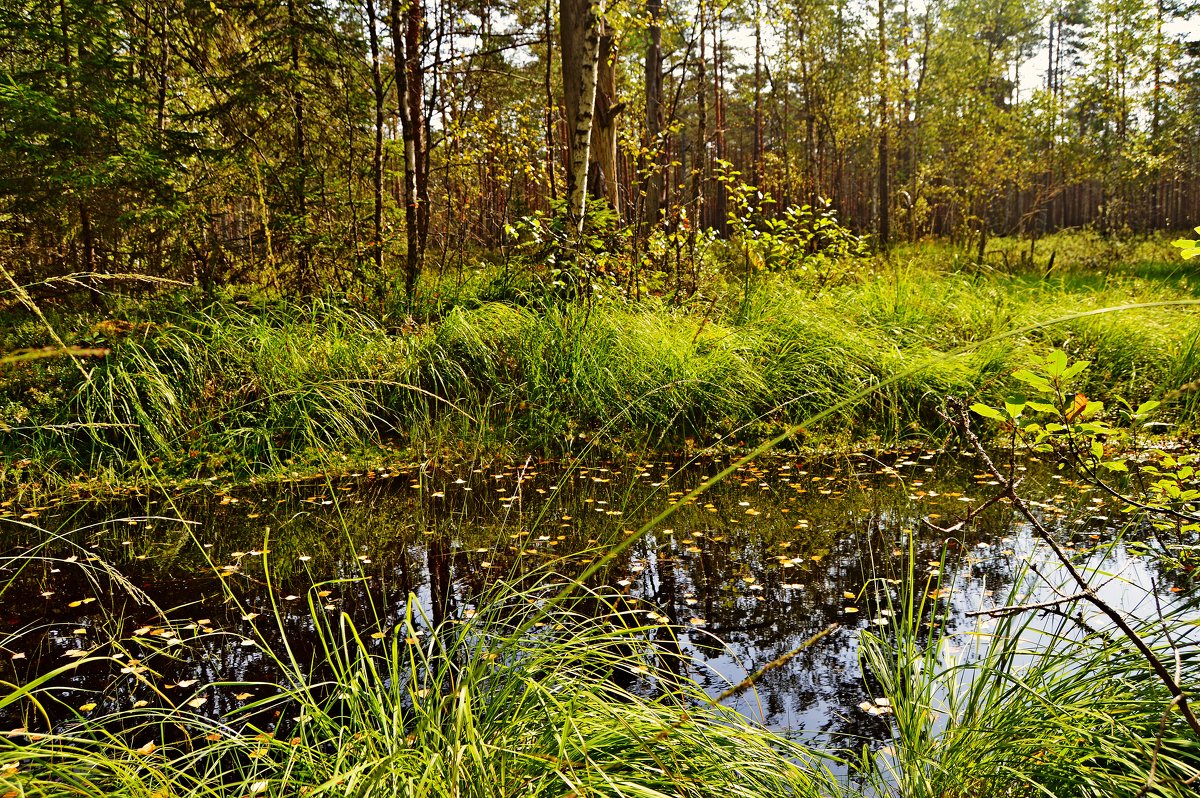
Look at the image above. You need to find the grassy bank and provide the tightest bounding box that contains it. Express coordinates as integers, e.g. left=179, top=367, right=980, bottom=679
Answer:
left=4, top=509, right=1197, bottom=797
left=2, top=232, right=1199, bottom=491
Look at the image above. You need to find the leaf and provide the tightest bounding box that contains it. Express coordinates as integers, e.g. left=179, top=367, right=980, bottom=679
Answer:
left=1004, top=397, right=1026, bottom=419
left=135, top=741, right=157, bottom=756
left=969, top=403, right=1006, bottom=422
left=1136, top=400, right=1161, bottom=417
left=1045, top=350, right=1069, bottom=378
left=1101, top=460, right=1129, bottom=472
left=78, top=702, right=97, bottom=711
left=186, top=696, right=208, bottom=709
left=1060, top=359, right=1090, bottom=382
left=1091, top=440, right=1105, bottom=460
left=1065, top=393, right=1089, bottom=423
left=1012, top=369, right=1052, bottom=393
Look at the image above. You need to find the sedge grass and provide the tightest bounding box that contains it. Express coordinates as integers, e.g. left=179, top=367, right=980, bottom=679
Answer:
left=858, top=537, right=1200, bottom=798
left=0, top=548, right=839, bottom=798
left=2, top=245, right=1199, bottom=490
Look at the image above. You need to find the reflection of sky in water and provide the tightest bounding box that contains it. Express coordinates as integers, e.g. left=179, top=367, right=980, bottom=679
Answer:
left=1, top=450, right=1196, bottom=747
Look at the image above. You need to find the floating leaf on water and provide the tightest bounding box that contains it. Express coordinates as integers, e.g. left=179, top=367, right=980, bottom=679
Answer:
left=133, top=700, right=149, bottom=708
left=235, top=692, right=253, bottom=701
left=688, top=617, right=706, bottom=626
left=249, top=780, right=269, bottom=794
left=134, top=741, right=157, bottom=756
left=186, top=696, right=208, bottom=709
left=283, top=595, right=300, bottom=602
left=316, top=591, right=332, bottom=598
left=844, top=607, right=859, bottom=613
left=78, top=702, right=97, bottom=711
left=843, top=591, right=856, bottom=600
left=62, top=649, right=89, bottom=658
left=175, top=679, right=198, bottom=689
left=241, top=613, right=259, bottom=621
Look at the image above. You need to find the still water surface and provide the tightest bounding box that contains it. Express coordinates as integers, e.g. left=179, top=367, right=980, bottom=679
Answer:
left=1, top=449, right=1190, bottom=745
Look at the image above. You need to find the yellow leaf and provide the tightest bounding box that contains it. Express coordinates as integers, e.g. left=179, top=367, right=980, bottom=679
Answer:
left=135, top=741, right=157, bottom=755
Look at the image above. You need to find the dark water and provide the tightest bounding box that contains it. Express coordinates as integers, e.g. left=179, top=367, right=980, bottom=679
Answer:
left=1, top=449, right=1193, bottom=745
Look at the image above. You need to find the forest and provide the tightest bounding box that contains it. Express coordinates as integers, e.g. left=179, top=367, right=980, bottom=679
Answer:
left=3, top=0, right=1200, bottom=797
left=1, top=0, right=1198, bottom=295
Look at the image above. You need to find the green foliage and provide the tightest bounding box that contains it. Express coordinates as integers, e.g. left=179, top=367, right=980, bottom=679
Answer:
left=859, top=552, right=1200, bottom=798
left=1172, top=227, right=1200, bottom=260
left=717, top=162, right=869, bottom=292
left=0, top=558, right=836, bottom=798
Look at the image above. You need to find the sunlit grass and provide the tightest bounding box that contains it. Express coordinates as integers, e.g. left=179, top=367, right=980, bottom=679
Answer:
left=2, top=237, right=1199, bottom=491
left=0, top=555, right=838, bottom=798
left=858, top=540, right=1200, bottom=798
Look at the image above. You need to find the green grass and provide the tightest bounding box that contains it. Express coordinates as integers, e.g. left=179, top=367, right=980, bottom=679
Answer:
left=2, top=233, right=1199, bottom=491
left=858, top=543, right=1200, bottom=798
left=1, top=559, right=839, bottom=798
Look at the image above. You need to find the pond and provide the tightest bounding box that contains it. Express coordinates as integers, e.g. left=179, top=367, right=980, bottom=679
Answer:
left=1, top=448, right=1191, bottom=749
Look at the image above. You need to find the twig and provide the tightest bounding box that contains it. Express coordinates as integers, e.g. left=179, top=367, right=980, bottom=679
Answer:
left=943, top=396, right=1200, bottom=740
left=922, top=488, right=1010, bottom=534
left=652, top=623, right=838, bottom=742
left=965, top=590, right=1093, bottom=618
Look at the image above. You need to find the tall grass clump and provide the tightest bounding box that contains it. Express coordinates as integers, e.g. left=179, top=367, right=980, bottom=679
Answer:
left=858, top=545, right=1200, bottom=798
left=0, top=560, right=838, bottom=798
left=4, top=233, right=1200, bottom=488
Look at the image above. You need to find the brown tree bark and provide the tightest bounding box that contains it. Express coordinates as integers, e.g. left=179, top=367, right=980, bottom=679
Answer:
left=366, top=0, right=385, bottom=279
left=561, top=0, right=606, bottom=228
left=390, top=0, right=427, bottom=297
left=645, top=0, right=663, bottom=224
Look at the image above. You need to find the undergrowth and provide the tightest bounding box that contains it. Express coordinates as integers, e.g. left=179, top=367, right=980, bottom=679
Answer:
left=2, top=235, right=1199, bottom=492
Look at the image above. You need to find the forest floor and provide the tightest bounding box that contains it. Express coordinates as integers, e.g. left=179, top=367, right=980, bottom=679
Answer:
left=2, top=232, right=1198, bottom=497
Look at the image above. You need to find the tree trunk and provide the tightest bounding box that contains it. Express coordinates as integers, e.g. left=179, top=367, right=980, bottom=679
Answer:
left=561, top=0, right=606, bottom=229
left=645, top=0, right=663, bottom=224
left=590, top=29, right=621, bottom=214
left=876, top=0, right=890, bottom=250
left=391, top=0, right=426, bottom=297
left=407, top=0, right=429, bottom=256
left=286, top=0, right=311, bottom=290
left=366, top=0, right=385, bottom=280
left=752, top=0, right=763, bottom=191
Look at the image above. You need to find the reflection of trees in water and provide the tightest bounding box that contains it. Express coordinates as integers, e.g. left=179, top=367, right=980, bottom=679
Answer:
left=4, top=452, right=1164, bottom=741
